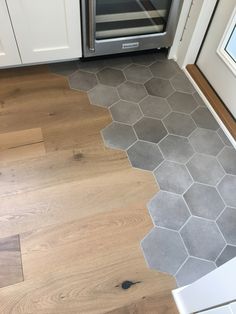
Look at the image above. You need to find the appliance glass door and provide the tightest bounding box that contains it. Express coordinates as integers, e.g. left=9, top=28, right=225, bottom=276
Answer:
left=96, top=0, right=173, bottom=40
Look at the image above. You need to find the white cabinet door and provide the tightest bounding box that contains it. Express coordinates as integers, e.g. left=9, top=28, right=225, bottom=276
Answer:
left=6, top=0, right=82, bottom=64
left=0, top=0, right=21, bottom=67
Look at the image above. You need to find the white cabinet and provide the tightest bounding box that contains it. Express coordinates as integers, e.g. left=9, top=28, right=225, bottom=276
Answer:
left=6, top=0, right=82, bottom=64
left=0, top=0, right=21, bottom=67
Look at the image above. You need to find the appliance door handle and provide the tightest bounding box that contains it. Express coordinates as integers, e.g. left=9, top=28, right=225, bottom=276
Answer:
left=88, top=0, right=96, bottom=52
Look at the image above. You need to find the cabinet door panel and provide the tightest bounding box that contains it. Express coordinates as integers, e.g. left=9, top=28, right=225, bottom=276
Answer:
left=7, top=0, right=82, bottom=63
left=0, top=0, right=21, bottom=67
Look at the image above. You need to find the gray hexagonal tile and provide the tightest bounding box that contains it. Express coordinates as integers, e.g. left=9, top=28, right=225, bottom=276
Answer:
left=184, top=183, right=225, bottom=220
left=110, top=100, right=142, bottom=125
left=134, top=117, right=167, bottom=144
left=189, top=128, right=224, bottom=156
left=216, top=245, right=236, bottom=267
left=149, top=60, right=179, bottom=79
left=132, top=53, right=158, bottom=66
left=163, top=112, right=196, bottom=137
left=97, top=67, right=125, bottom=87
left=88, top=85, right=119, bottom=108
left=101, top=122, right=137, bottom=150
left=193, top=92, right=206, bottom=107
left=105, top=56, right=133, bottom=69
left=170, top=73, right=195, bottom=93
left=77, top=59, right=105, bottom=73
left=167, top=92, right=199, bottom=114
left=127, top=141, right=163, bottom=171
left=187, top=154, right=225, bottom=185
left=217, top=207, right=236, bottom=245
left=118, top=81, right=147, bottom=103
left=218, top=175, right=236, bottom=207
left=141, top=227, right=188, bottom=275
left=159, top=135, right=194, bottom=163
left=68, top=70, right=98, bottom=91
left=218, top=147, right=236, bottom=175
left=175, top=257, right=216, bottom=287
left=154, top=161, right=193, bottom=194
left=191, top=107, right=219, bottom=130
left=217, top=128, right=233, bottom=147
left=148, top=191, right=190, bottom=230
left=49, top=61, right=78, bottom=76
left=124, top=64, right=152, bottom=84
left=139, top=96, right=171, bottom=119
left=145, top=78, right=174, bottom=98
left=180, top=217, right=225, bottom=261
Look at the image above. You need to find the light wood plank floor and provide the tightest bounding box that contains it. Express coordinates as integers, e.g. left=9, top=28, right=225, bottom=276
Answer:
left=0, top=66, right=177, bottom=313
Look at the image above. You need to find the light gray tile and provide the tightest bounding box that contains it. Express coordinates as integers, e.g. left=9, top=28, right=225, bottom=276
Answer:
left=193, top=92, right=206, bottom=107
left=184, top=183, right=225, bottom=220
left=134, top=117, right=167, bottom=144
left=218, top=175, right=236, bottom=207
left=163, top=112, right=196, bottom=137
left=148, top=191, right=190, bottom=230
left=180, top=217, right=225, bottom=261
left=159, top=135, right=194, bottom=163
left=139, top=96, right=171, bottom=119
left=176, top=257, right=216, bottom=287
left=77, top=59, right=105, bottom=73
left=167, top=92, right=199, bottom=114
left=105, top=56, right=133, bottom=69
left=216, top=245, right=236, bottom=267
left=170, top=73, right=195, bottom=93
left=187, top=154, right=224, bottom=185
left=191, top=107, right=219, bottom=130
left=49, top=61, right=78, bottom=76
left=154, top=161, right=193, bottom=194
left=101, top=122, right=137, bottom=150
left=118, top=81, right=147, bottom=103
left=127, top=141, right=163, bottom=171
left=124, top=64, right=152, bottom=83
left=218, top=147, right=236, bottom=175
left=217, top=207, right=236, bottom=245
left=68, top=70, right=98, bottom=91
left=88, top=84, right=119, bottom=108
left=110, top=100, right=142, bottom=125
left=189, top=128, right=224, bottom=156
left=217, top=128, right=232, bottom=147
left=132, top=53, right=158, bottom=66
left=145, top=78, right=174, bottom=98
left=97, top=68, right=125, bottom=87
left=149, top=60, right=179, bottom=79
left=141, top=227, right=188, bottom=275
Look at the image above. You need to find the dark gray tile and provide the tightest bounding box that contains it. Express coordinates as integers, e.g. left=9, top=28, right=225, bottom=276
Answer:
left=127, top=141, right=163, bottom=171
left=132, top=53, right=158, bottom=66
left=154, top=161, right=193, bottom=194
left=101, top=122, right=137, bottom=150
left=218, top=147, right=236, bottom=175
left=139, top=96, right=171, bottom=119
left=145, top=78, right=174, bottom=98
left=148, top=191, right=190, bottom=230
left=189, top=128, right=224, bottom=156
left=163, top=112, right=196, bottom=137
left=149, top=60, right=179, bottom=79
left=218, top=176, right=236, bottom=207
left=134, top=117, right=167, bottom=144
left=118, top=81, right=147, bottom=103
left=191, top=107, right=219, bottom=130
left=187, top=154, right=224, bottom=185
left=77, top=59, right=105, bottom=73
left=184, top=183, right=225, bottom=220
left=68, top=70, right=98, bottom=91
left=180, top=217, right=225, bottom=261
left=88, top=84, right=119, bottom=108
left=110, top=100, right=142, bottom=125
left=141, top=227, right=188, bottom=275
left=193, top=92, right=206, bottom=107
left=217, top=207, right=236, bottom=245
left=170, top=73, right=195, bottom=93
left=175, top=257, right=216, bottom=287
left=217, top=128, right=232, bottom=147
left=167, top=92, right=199, bottom=114
left=159, top=135, right=194, bottom=163
left=216, top=245, right=236, bottom=266
left=105, top=56, right=133, bottom=69
left=124, top=64, right=152, bottom=83
left=97, top=67, right=125, bottom=87
left=49, top=61, right=78, bottom=76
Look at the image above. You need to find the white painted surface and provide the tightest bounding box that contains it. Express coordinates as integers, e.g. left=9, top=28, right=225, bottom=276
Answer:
left=6, top=0, right=82, bottom=64
left=197, top=0, right=236, bottom=118
left=172, top=257, right=236, bottom=314
left=202, top=305, right=233, bottom=314
left=0, top=0, right=21, bottom=67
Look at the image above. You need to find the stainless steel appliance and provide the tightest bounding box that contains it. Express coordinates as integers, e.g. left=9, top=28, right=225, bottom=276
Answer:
left=81, top=0, right=183, bottom=57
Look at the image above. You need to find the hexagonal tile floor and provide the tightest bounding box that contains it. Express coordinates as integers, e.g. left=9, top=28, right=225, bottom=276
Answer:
left=50, top=51, right=236, bottom=288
